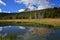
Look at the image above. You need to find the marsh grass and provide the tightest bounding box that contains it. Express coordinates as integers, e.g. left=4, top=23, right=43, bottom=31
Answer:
left=0, top=19, right=60, bottom=29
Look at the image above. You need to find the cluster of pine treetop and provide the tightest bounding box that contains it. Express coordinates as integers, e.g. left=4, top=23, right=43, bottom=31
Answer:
left=0, top=7, right=60, bottom=19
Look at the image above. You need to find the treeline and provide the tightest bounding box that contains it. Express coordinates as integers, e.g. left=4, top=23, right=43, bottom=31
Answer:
left=0, top=7, right=60, bottom=19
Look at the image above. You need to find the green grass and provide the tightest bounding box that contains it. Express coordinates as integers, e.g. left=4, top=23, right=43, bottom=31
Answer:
left=0, top=19, right=60, bottom=29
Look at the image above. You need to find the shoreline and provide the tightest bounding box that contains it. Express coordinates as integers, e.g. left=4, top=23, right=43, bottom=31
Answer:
left=0, top=19, right=60, bottom=29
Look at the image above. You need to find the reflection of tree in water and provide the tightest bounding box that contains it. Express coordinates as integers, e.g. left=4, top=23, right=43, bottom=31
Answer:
left=17, top=36, right=24, bottom=40
left=29, top=34, right=48, bottom=40
left=24, top=27, right=51, bottom=40
left=0, top=30, right=49, bottom=40
left=0, top=26, right=53, bottom=40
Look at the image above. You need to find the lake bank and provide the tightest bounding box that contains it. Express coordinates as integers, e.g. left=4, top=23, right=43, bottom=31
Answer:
left=0, top=19, right=60, bottom=29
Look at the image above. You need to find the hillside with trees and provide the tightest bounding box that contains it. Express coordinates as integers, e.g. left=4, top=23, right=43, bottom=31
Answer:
left=0, top=7, right=60, bottom=19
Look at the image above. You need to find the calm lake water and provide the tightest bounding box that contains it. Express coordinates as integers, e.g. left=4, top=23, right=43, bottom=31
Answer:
left=0, top=26, right=60, bottom=40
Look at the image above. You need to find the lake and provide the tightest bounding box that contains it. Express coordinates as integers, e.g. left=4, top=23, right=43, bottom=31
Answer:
left=0, top=26, right=60, bottom=40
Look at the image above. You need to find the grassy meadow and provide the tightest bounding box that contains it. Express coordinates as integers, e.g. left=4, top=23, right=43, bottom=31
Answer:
left=0, top=18, right=60, bottom=28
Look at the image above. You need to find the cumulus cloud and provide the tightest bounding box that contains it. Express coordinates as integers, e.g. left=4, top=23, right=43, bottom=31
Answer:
left=18, top=9, right=25, bottom=12
left=37, top=6, right=44, bottom=10
left=0, top=8, right=2, bottom=12
left=28, top=5, right=36, bottom=10
left=15, top=0, right=51, bottom=10
left=0, top=0, right=6, bottom=6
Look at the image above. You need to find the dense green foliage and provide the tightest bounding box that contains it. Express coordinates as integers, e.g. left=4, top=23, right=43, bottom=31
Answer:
left=0, top=7, right=60, bottom=19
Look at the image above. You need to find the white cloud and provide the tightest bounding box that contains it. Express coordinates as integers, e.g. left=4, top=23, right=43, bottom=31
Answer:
left=37, top=6, right=44, bottom=10
left=0, top=8, right=2, bottom=12
left=0, top=27, right=3, bottom=31
left=19, top=26, right=25, bottom=29
left=28, top=5, right=36, bottom=10
left=15, top=0, right=51, bottom=10
left=0, top=0, right=6, bottom=6
left=0, top=9, right=11, bottom=13
left=3, top=11, right=11, bottom=13
left=18, top=9, right=25, bottom=12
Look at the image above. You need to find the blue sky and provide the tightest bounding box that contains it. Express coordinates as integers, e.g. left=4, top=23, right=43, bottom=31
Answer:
left=0, top=0, right=60, bottom=13
left=48, top=0, right=60, bottom=7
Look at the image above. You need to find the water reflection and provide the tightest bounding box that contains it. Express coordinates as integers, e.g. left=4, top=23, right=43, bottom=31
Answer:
left=0, top=26, right=27, bottom=35
left=0, top=26, right=60, bottom=40
left=47, top=30, right=60, bottom=40
left=0, top=26, right=29, bottom=40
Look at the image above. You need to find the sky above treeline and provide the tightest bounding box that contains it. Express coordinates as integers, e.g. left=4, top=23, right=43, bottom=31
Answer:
left=0, top=0, right=60, bottom=13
